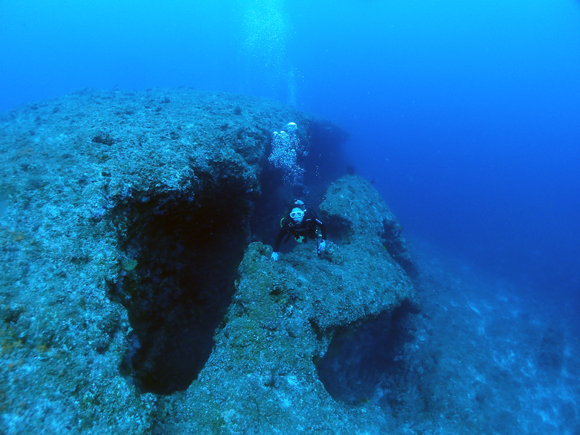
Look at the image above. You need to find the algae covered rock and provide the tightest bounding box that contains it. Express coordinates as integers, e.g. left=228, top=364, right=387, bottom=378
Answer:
left=0, top=88, right=415, bottom=434
left=161, top=176, right=416, bottom=434
left=320, top=174, right=417, bottom=277
left=0, top=88, right=317, bottom=433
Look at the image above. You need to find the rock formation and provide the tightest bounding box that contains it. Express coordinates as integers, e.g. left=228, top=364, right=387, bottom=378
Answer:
left=0, top=88, right=415, bottom=434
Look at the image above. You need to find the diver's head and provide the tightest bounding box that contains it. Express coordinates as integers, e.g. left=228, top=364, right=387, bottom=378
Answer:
left=290, top=207, right=305, bottom=224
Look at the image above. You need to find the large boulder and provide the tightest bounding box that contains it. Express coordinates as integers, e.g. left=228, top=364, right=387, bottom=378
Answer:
left=319, top=174, right=417, bottom=277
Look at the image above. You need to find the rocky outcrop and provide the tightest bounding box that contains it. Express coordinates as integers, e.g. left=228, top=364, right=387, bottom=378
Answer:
left=0, top=89, right=415, bottom=434
left=320, top=174, right=417, bottom=277
left=160, top=174, right=415, bottom=433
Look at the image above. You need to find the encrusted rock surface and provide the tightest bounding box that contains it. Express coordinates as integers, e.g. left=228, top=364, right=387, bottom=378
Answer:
left=319, top=174, right=417, bottom=277
left=161, top=176, right=415, bottom=433
left=0, top=89, right=415, bottom=434
left=160, top=242, right=413, bottom=434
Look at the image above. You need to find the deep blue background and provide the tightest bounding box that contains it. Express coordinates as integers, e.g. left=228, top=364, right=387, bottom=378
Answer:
left=1, top=0, right=579, bottom=318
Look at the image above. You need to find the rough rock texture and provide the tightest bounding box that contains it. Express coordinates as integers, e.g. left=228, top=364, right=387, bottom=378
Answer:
left=0, top=88, right=415, bottom=434
left=319, top=174, right=417, bottom=277
left=160, top=241, right=413, bottom=434
left=160, top=177, right=415, bottom=433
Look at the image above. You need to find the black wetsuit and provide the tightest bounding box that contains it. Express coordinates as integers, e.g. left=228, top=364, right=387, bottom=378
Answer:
left=273, top=210, right=327, bottom=253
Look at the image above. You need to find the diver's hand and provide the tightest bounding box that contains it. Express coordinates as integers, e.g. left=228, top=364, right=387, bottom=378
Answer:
left=317, top=240, right=326, bottom=255
left=271, top=252, right=279, bottom=261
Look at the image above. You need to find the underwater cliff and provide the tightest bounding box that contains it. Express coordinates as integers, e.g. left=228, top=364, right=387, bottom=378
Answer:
left=0, top=88, right=416, bottom=433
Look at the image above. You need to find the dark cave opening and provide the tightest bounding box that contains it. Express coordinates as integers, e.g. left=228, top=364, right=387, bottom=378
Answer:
left=315, top=301, right=418, bottom=407
left=108, top=189, right=250, bottom=395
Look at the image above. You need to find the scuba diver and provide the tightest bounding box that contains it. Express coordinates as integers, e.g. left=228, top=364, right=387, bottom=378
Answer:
left=271, top=200, right=327, bottom=261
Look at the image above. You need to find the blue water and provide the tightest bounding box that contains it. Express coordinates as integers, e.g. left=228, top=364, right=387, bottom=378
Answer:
left=1, top=0, right=579, bottom=328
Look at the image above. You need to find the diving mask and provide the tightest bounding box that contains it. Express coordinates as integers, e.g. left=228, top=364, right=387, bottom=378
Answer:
left=290, top=208, right=305, bottom=223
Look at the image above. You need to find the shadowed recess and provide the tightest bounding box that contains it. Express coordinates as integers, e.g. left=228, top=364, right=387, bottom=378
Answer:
left=315, top=301, right=418, bottom=407
left=107, top=189, right=250, bottom=395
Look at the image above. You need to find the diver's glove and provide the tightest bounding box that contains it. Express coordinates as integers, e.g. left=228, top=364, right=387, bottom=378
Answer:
left=317, top=240, right=326, bottom=255
left=271, top=252, right=279, bottom=261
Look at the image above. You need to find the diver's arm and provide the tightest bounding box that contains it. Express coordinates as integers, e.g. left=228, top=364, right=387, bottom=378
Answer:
left=316, top=219, right=327, bottom=240
left=316, top=220, right=327, bottom=255
left=272, top=229, right=286, bottom=260
left=273, top=229, right=286, bottom=252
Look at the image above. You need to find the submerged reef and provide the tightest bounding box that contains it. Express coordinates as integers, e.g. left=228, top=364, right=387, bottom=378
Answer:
left=0, top=88, right=415, bottom=434
left=1, top=88, right=579, bottom=435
